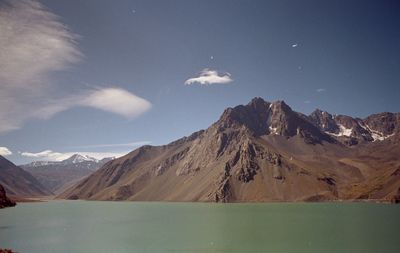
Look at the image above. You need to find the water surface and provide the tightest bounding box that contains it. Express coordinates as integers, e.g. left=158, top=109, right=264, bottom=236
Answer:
left=0, top=201, right=399, bottom=253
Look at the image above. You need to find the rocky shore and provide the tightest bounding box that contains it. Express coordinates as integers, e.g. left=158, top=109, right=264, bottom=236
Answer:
left=0, top=184, right=16, bottom=209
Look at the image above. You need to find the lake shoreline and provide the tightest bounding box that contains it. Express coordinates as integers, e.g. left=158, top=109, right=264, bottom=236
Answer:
left=13, top=197, right=397, bottom=205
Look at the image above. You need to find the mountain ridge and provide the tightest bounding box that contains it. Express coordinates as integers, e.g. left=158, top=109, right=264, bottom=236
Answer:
left=59, top=97, right=400, bottom=203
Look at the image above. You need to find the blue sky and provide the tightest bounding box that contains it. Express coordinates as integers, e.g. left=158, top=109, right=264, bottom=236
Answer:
left=0, top=0, right=399, bottom=164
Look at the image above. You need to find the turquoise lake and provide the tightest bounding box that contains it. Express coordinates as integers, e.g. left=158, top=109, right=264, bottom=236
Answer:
left=0, top=201, right=399, bottom=253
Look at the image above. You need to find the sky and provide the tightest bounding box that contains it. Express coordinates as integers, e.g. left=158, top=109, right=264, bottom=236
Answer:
left=0, top=0, right=399, bottom=164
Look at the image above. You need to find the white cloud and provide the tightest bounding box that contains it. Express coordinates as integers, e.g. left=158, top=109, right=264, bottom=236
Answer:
left=0, top=147, right=12, bottom=156
left=81, top=88, right=152, bottom=119
left=0, top=1, right=151, bottom=133
left=316, top=88, right=326, bottom=92
left=21, top=150, right=128, bottom=161
left=21, top=150, right=65, bottom=160
left=184, top=69, right=233, bottom=86
left=33, top=87, right=152, bottom=120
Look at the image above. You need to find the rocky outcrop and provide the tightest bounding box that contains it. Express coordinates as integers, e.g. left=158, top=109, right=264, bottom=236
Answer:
left=0, top=249, right=18, bottom=253
left=390, top=188, right=400, bottom=204
left=215, top=163, right=233, bottom=202
left=0, top=184, right=16, bottom=208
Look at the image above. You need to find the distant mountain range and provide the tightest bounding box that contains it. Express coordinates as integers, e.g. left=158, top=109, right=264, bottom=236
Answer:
left=59, top=98, right=400, bottom=203
left=21, top=154, right=113, bottom=194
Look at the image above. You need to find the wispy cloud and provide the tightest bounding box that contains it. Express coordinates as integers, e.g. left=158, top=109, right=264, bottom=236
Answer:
left=33, top=87, right=152, bottom=120
left=20, top=150, right=127, bottom=161
left=81, top=88, right=151, bottom=119
left=316, top=88, right=326, bottom=92
left=69, top=141, right=151, bottom=149
left=20, top=150, right=66, bottom=160
left=0, top=0, right=151, bottom=133
left=0, top=147, right=12, bottom=156
left=304, top=100, right=311, bottom=104
left=185, top=69, right=233, bottom=86
left=0, top=0, right=82, bottom=90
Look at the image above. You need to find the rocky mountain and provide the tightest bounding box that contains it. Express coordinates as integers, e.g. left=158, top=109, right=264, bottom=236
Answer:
left=59, top=98, right=400, bottom=203
left=309, top=109, right=399, bottom=145
left=0, top=156, right=51, bottom=197
left=22, top=154, right=114, bottom=194
left=0, top=184, right=16, bottom=208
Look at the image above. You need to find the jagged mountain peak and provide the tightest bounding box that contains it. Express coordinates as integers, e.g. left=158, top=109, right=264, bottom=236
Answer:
left=310, top=108, right=332, bottom=118
left=246, top=97, right=271, bottom=110
left=246, top=97, right=292, bottom=113
left=269, top=100, right=292, bottom=113
left=215, top=98, right=332, bottom=144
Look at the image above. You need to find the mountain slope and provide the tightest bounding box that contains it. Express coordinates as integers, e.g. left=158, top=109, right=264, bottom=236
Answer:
left=60, top=98, right=400, bottom=203
left=0, top=156, right=51, bottom=197
left=22, top=154, right=113, bottom=194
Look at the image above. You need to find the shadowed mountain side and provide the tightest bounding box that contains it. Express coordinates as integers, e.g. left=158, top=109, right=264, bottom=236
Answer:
left=0, top=156, right=51, bottom=197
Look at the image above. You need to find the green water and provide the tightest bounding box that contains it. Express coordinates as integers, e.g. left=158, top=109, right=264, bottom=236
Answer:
left=0, top=201, right=399, bottom=253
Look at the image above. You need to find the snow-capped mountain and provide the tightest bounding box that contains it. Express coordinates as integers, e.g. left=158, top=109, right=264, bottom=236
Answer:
left=21, top=154, right=114, bottom=193
left=61, top=154, right=100, bottom=165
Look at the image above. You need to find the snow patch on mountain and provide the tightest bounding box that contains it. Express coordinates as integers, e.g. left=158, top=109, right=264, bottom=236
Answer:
left=64, top=154, right=99, bottom=164
left=269, top=126, right=278, bottom=135
left=326, top=124, right=352, bottom=137
left=366, top=126, right=394, bottom=141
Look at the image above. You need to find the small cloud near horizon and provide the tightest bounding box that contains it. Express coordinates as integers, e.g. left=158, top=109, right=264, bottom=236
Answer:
left=316, top=88, right=326, bottom=92
left=185, top=69, right=233, bottom=86
left=0, top=147, right=12, bottom=156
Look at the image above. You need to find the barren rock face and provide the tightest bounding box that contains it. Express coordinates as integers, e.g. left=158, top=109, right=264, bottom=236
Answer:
left=59, top=97, right=400, bottom=203
left=309, top=109, right=339, bottom=133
